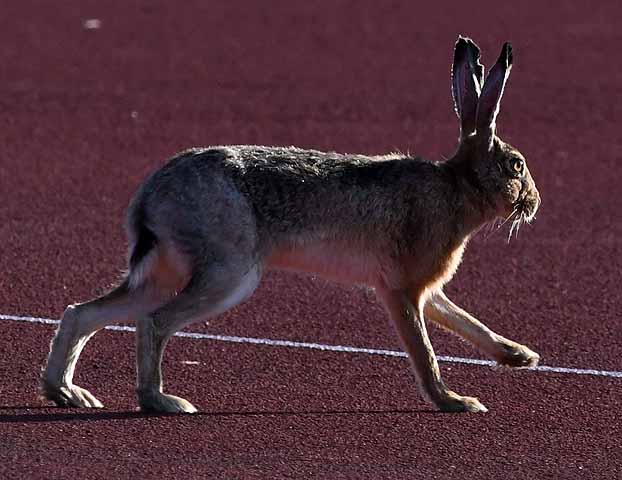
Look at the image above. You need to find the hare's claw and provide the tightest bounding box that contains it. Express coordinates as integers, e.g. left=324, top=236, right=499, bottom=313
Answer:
left=434, top=391, right=488, bottom=413
left=496, top=342, right=540, bottom=368
left=137, top=390, right=197, bottom=414
left=41, top=380, right=104, bottom=409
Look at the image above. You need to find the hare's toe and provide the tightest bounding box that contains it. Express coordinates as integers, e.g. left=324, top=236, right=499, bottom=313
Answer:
left=434, top=391, right=488, bottom=413
left=41, top=381, right=104, bottom=409
left=496, top=342, right=540, bottom=368
left=138, top=390, right=197, bottom=414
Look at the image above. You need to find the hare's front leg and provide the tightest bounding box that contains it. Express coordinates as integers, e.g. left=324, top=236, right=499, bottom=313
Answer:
left=424, top=291, right=540, bottom=368
left=378, top=289, right=487, bottom=413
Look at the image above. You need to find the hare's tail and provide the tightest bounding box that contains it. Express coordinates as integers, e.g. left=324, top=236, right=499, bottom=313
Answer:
left=127, top=203, right=159, bottom=290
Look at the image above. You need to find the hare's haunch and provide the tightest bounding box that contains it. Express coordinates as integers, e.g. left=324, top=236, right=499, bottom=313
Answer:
left=42, top=37, right=540, bottom=413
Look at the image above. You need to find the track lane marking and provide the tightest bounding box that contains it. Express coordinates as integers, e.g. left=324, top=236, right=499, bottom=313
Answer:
left=2, top=313, right=622, bottom=379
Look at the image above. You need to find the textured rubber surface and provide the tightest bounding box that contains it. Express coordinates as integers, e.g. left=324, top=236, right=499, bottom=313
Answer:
left=1, top=1, right=621, bottom=478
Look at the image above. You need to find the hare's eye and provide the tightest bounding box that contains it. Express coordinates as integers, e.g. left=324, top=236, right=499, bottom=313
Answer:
left=511, top=158, right=524, bottom=174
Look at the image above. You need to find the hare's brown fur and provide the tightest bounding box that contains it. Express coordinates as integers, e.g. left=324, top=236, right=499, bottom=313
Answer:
left=42, top=37, right=540, bottom=413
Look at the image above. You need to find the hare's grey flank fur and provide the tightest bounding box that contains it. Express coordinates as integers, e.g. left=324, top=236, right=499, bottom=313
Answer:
left=41, top=36, right=541, bottom=413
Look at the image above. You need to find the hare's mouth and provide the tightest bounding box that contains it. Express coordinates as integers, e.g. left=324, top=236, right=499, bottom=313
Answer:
left=518, top=193, right=541, bottom=223
left=505, top=195, right=539, bottom=240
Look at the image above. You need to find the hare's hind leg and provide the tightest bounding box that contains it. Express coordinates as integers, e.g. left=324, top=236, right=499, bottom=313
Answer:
left=136, top=263, right=262, bottom=414
left=424, top=292, right=540, bottom=368
left=379, top=288, right=487, bottom=413
left=41, top=279, right=157, bottom=408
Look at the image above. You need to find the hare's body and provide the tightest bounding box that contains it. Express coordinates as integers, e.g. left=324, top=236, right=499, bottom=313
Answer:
left=42, top=37, right=541, bottom=413
left=130, top=146, right=468, bottom=292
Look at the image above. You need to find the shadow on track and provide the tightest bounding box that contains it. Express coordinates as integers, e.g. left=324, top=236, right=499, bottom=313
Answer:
left=0, top=406, right=439, bottom=423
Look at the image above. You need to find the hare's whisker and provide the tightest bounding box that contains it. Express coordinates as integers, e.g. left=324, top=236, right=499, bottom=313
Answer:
left=483, top=215, right=508, bottom=240
left=507, top=214, right=522, bottom=242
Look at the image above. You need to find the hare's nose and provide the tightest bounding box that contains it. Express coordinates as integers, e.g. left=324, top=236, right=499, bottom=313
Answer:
left=533, top=188, right=541, bottom=210
left=523, top=189, right=541, bottom=222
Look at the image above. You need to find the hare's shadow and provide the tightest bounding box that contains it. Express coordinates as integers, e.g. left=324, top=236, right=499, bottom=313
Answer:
left=0, top=406, right=438, bottom=424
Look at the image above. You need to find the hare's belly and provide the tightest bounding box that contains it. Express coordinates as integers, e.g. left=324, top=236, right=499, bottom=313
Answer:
left=266, top=241, right=391, bottom=287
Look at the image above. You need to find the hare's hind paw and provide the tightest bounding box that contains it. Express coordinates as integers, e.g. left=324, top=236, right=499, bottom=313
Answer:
left=496, top=342, right=540, bottom=368
left=434, top=391, right=488, bottom=413
left=137, top=390, right=197, bottom=414
left=40, top=380, right=104, bottom=409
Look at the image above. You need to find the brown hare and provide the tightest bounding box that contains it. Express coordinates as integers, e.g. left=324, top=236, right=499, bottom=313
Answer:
left=42, top=36, right=540, bottom=413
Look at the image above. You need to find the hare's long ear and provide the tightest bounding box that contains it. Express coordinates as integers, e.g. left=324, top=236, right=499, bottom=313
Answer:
left=476, top=42, right=513, bottom=147
left=452, top=36, right=484, bottom=139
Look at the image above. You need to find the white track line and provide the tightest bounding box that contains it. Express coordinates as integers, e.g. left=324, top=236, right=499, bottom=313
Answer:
left=2, top=313, right=622, bottom=379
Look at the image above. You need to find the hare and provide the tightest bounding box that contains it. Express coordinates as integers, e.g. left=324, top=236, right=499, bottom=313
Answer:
left=41, top=36, right=540, bottom=413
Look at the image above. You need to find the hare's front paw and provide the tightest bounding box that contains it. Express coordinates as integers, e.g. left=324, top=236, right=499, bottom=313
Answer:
left=496, top=341, right=540, bottom=368
left=434, top=391, right=488, bottom=413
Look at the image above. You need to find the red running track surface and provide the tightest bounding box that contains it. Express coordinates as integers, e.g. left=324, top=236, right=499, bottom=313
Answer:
left=1, top=1, right=621, bottom=478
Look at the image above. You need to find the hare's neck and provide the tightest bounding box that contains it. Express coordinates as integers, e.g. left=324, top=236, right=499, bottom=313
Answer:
left=443, top=164, right=497, bottom=235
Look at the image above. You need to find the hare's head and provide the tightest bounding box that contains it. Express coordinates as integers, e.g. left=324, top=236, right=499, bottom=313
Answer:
left=450, top=37, right=540, bottom=227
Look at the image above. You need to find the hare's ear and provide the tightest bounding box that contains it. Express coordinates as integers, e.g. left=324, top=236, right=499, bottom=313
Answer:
left=452, top=36, right=484, bottom=139
left=476, top=42, right=513, bottom=147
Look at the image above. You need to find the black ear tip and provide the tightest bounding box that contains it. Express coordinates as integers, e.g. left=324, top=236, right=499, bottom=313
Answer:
left=455, top=35, right=481, bottom=59
left=502, top=42, right=514, bottom=66
left=454, top=37, right=468, bottom=61
left=455, top=36, right=469, bottom=50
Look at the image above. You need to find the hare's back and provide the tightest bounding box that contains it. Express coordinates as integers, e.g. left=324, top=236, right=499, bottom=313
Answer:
left=225, top=145, right=422, bottom=230
left=132, top=145, right=435, bottom=252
